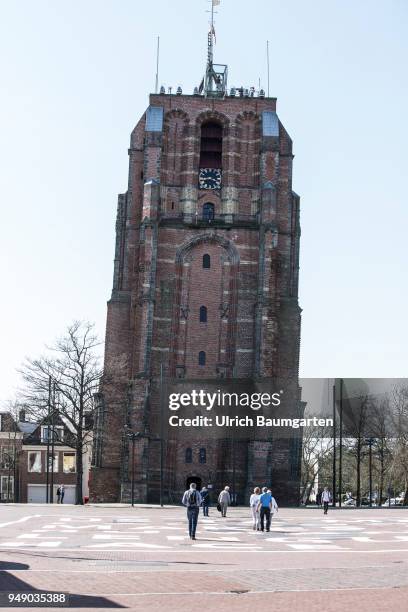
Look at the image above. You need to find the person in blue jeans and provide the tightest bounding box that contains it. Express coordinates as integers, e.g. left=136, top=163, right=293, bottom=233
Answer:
left=257, top=487, right=272, bottom=532
left=182, top=483, right=202, bottom=540
left=200, top=486, right=210, bottom=516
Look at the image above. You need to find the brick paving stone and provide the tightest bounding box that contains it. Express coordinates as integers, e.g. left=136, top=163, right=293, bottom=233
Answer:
left=1, top=505, right=408, bottom=611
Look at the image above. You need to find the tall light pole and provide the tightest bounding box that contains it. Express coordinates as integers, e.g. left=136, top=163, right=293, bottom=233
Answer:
left=332, top=383, right=336, bottom=507
left=125, top=428, right=139, bottom=507
left=159, top=363, right=164, bottom=508
left=366, top=437, right=374, bottom=507
left=338, top=378, right=343, bottom=508
left=46, top=375, right=51, bottom=503
left=50, top=381, right=56, bottom=504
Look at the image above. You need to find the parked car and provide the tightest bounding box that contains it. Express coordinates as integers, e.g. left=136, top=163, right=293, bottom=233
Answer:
left=382, top=493, right=405, bottom=507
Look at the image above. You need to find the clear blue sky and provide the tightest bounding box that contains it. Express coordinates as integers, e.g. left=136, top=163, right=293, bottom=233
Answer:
left=1, top=0, right=407, bottom=404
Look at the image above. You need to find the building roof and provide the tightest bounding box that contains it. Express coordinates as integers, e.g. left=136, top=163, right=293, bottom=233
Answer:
left=17, top=421, right=37, bottom=435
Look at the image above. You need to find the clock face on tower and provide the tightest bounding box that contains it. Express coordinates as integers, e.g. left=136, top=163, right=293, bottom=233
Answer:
left=199, top=168, right=222, bottom=190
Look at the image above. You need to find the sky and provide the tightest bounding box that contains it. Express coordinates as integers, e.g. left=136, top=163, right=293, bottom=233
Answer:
left=0, top=0, right=407, bottom=404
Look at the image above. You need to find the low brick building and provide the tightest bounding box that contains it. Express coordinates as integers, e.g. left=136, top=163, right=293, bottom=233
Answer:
left=19, top=416, right=77, bottom=503
left=0, top=412, right=23, bottom=502
left=0, top=410, right=92, bottom=504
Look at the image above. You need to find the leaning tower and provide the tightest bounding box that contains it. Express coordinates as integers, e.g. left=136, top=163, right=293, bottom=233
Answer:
left=90, top=18, right=302, bottom=505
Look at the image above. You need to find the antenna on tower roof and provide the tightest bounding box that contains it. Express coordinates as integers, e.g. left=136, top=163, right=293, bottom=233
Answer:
left=155, top=36, right=160, bottom=94
left=201, top=0, right=227, bottom=98
left=266, top=40, right=270, bottom=98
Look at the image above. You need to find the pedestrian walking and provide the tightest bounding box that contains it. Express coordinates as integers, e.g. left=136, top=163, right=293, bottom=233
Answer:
left=267, top=489, right=279, bottom=524
left=321, top=486, right=332, bottom=514
left=56, top=486, right=61, bottom=504
left=200, top=485, right=210, bottom=516
left=218, top=486, right=231, bottom=517
left=182, top=483, right=202, bottom=540
left=257, top=487, right=273, bottom=532
left=59, top=484, right=65, bottom=504
left=250, top=487, right=261, bottom=530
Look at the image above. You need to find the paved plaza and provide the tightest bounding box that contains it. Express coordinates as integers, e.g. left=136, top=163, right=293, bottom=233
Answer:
left=0, top=504, right=407, bottom=610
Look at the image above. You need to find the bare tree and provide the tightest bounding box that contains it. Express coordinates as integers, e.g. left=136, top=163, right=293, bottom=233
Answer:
left=345, top=394, right=370, bottom=507
left=18, top=322, right=102, bottom=504
left=370, top=398, right=393, bottom=505
left=300, top=424, right=333, bottom=505
left=390, top=385, right=408, bottom=505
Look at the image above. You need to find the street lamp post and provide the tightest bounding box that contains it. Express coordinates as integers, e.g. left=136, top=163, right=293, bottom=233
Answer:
left=50, top=381, right=56, bottom=504
left=125, top=428, right=139, bottom=507
left=362, top=436, right=375, bottom=507
left=366, top=437, right=374, bottom=508
left=338, top=379, right=343, bottom=508
left=159, top=363, right=165, bottom=509
left=130, top=434, right=136, bottom=507
left=332, top=383, right=336, bottom=507
left=46, top=376, right=51, bottom=503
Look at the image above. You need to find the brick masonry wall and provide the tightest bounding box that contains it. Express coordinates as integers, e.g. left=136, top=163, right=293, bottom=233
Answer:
left=90, top=91, right=302, bottom=505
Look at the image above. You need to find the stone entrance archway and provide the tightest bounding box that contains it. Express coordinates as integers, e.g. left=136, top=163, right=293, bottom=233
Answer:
left=186, top=476, right=202, bottom=491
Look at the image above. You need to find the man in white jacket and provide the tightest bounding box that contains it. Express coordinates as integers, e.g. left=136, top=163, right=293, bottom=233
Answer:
left=218, top=486, right=231, bottom=517
left=250, top=487, right=261, bottom=530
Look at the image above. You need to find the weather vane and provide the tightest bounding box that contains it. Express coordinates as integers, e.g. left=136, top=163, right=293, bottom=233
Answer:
left=199, top=0, right=227, bottom=98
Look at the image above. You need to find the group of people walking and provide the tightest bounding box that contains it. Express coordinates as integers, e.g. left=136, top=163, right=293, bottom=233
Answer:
left=181, top=482, right=279, bottom=539
left=181, top=484, right=233, bottom=539
left=249, top=486, right=279, bottom=532
left=182, top=482, right=334, bottom=539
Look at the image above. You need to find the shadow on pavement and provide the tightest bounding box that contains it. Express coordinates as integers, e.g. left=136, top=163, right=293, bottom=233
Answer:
left=0, top=562, right=29, bottom=571
left=0, top=572, right=125, bottom=608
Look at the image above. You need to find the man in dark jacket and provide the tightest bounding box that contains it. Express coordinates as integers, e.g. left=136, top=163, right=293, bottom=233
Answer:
left=201, top=486, right=210, bottom=516
left=182, top=483, right=202, bottom=540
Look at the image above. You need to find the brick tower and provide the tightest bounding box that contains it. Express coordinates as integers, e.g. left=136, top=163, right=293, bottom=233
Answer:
left=90, top=22, right=302, bottom=505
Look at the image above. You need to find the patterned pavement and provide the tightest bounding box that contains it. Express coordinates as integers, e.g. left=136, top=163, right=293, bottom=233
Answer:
left=0, top=505, right=408, bottom=610
left=2, top=508, right=408, bottom=553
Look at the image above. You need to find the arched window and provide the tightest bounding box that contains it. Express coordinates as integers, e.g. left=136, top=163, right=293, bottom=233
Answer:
left=199, top=306, right=207, bottom=323
left=199, top=448, right=206, bottom=464
left=202, top=203, right=215, bottom=221
left=200, top=121, right=222, bottom=169
left=185, top=448, right=192, bottom=464
left=198, top=351, right=206, bottom=366
left=203, top=254, right=211, bottom=269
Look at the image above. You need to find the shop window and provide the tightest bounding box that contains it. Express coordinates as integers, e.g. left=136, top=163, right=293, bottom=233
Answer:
left=28, top=451, right=42, bottom=473
left=63, top=452, right=76, bottom=473
left=48, top=453, right=58, bottom=473
left=0, top=475, right=14, bottom=501
left=0, top=447, right=11, bottom=469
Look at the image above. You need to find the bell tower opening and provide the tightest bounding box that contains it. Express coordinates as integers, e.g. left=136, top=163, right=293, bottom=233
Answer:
left=200, top=121, right=222, bottom=169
